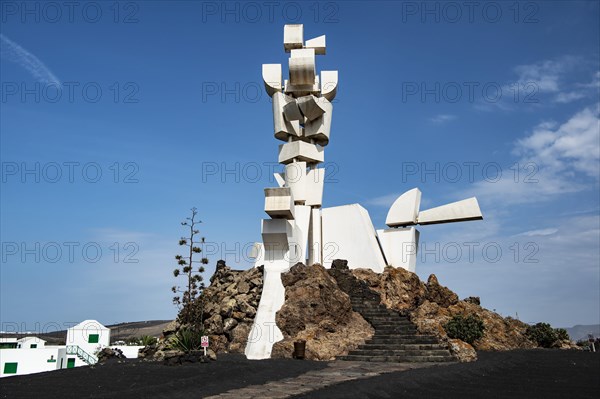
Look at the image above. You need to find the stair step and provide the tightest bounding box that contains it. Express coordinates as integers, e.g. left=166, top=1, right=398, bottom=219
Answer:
left=353, top=308, right=397, bottom=312
left=358, top=343, right=447, bottom=350
left=333, top=279, right=454, bottom=363
left=348, top=349, right=451, bottom=356
left=370, top=336, right=438, bottom=341
left=361, top=313, right=406, bottom=317
left=369, top=324, right=416, bottom=329
left=369, top=338, right=440, bottom=345
left=338, top=355, right=454, bottom=362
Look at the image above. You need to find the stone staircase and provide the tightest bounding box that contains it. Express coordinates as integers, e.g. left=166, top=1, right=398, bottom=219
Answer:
left=328, top=260, right=454, bottom=363
left=338, top=294, right=454, bottom=362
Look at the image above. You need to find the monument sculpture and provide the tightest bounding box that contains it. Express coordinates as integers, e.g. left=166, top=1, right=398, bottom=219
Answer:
left=245, top=25, right=483, bottom=360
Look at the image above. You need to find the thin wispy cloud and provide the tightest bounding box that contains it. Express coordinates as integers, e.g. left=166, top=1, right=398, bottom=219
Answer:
left=514, top=56, right=600, bottom=105
left=464, top=104, right=599, bottom=205
left=365, top=192, right=403, bottom=207
left=514, top=228, right=558, bottom=237
left=514, top=104, right=600, bottom=179
left=477, top=56, right=598, bottom=111
left=430, top=114, right=457, bottom=125
left=513, top=57, right=580, bottom=93
left=0, top=34, right=60, bottom=85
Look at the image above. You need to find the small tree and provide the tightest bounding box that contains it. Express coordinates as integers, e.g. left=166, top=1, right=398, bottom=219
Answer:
left=525, top=322, right=567, bottom=348
left=171, top=207, right=209, bottom=326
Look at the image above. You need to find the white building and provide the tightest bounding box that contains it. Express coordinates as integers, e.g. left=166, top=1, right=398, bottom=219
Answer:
left=0, top=320, right=143, bottom=378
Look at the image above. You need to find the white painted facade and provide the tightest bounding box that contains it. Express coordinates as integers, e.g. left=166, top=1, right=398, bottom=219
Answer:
left=0, top=320, right=143, bottom=378
left=16, top=337, right=47, bottom=349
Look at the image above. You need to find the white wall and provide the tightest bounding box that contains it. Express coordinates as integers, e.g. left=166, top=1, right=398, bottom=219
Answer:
left=67, top=320, right=110, bottom=357
left=17, top=337, right=47, bottom=349
left=0, top=347, right=61, bottom=377
left=321, top=204, right=387, bottom=271
left=110, top=345, right=143, bottom=358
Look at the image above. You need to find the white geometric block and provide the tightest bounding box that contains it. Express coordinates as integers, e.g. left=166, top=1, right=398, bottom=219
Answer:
left=305, top=35, right=326, bottom=55
left=308, top=207, right=322, bottom=265
left=284, top=24, right=303, bottom=52
left=290, top=48, right=315, bottom=59
left=283, top=100, right=303, bottom=122
left=284, top=162, right=307, bottom=202
left=278, top=141, right=324, bottom=164
left=417, top=197, right=483, bottom=225
left=264, top=187, right=295, bottom=219
left=261, top=218, right=294, bottom=264
left=272, top=92, right=301, bottom=141
left=289, top=205, right=311, bottom=265
left=320, top=70, right=338, bottom=101
left=297, top=95, right=326, bottom=121
left=386, top=188, right=422, bottom=227
left=284, top=76, right=320, bottom=97
left=377, top=227, right=420, bottom=273
left=289, top=48, right=316, bottom=86
left=304, top=98, right=332, bottom=146
left=262, top=64, right=282, bottom=97
left=321, top=204, right=387, bottom=272
left=305, top=168, right=325, bottom=206
left=247, top=218, right=294, bottom=359
left=245, top=265, right=286, bottom=359
left=273, top=172, right=285, bottom=188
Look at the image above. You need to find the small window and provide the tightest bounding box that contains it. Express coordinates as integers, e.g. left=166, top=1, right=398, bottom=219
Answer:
left=67, top=358, right=75, bottom=368
left=88, top=334, right=99, bottom=344
left=4, top=362, right=18, bottom=374
left=30, top=344, right=37, bottom=348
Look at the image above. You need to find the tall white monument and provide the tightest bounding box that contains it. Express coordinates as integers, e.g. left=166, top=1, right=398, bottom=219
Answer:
left=245, top=25, right=483, bottom=360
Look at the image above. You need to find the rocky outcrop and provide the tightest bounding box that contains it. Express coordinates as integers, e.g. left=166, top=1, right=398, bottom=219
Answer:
left=200, top=262, right=264, bottom=353
left=463, top=296, right=481, bottom=305
left=97, top=347, right=126, bottom=362
left=409, top=300, right=535, bottom=351
left=271, top=264, right=374, bottom=360
left=447, top=339, right=477, bottom=362
left=352, top=266, right=426, bottom=313
left=138, top=344, right=158, bottom=359
left=157, top=259, right=558, bottom=363
left=425, top=275, right=459, bottom=307
left=346, top=265, right=536, bottom=355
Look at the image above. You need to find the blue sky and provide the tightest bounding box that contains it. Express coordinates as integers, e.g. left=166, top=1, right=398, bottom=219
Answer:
left=1, top=1, right=598, bottom=332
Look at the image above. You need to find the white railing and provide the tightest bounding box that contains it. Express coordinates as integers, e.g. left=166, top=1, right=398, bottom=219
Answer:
left=65, top=345, right=98, bottom=365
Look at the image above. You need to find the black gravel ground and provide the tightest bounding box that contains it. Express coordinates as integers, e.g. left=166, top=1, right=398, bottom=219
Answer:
left=294, top=349, right=600, bottom=399
left=0, top=354, right=327, bottom=399
left=1, top=350, right=598, bottom=398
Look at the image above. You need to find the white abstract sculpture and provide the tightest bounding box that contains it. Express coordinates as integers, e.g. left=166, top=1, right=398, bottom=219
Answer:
left=245, top=25, right=483, bottom=360
left=245, top=24, right=337, bottom=360
left=379, top=188, right=483, bottom=272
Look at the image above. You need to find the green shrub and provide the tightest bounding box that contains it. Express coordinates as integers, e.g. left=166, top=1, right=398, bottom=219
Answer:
left=444, top=314, right=485, bottom=344
left=554, top=328, right=570, bottom=342
left=168, top=327, right=205, bottom=352
left=525, top=323, right=558, bottom=347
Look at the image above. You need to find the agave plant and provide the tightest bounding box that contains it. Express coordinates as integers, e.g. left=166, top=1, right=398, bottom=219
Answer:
left=168, top=327, right=205, bottom=352
left=140, top=335, right=158, bottom=346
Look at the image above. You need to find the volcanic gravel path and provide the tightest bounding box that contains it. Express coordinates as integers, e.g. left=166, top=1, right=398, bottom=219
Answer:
left=1, top=350, right=598, bottom=398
